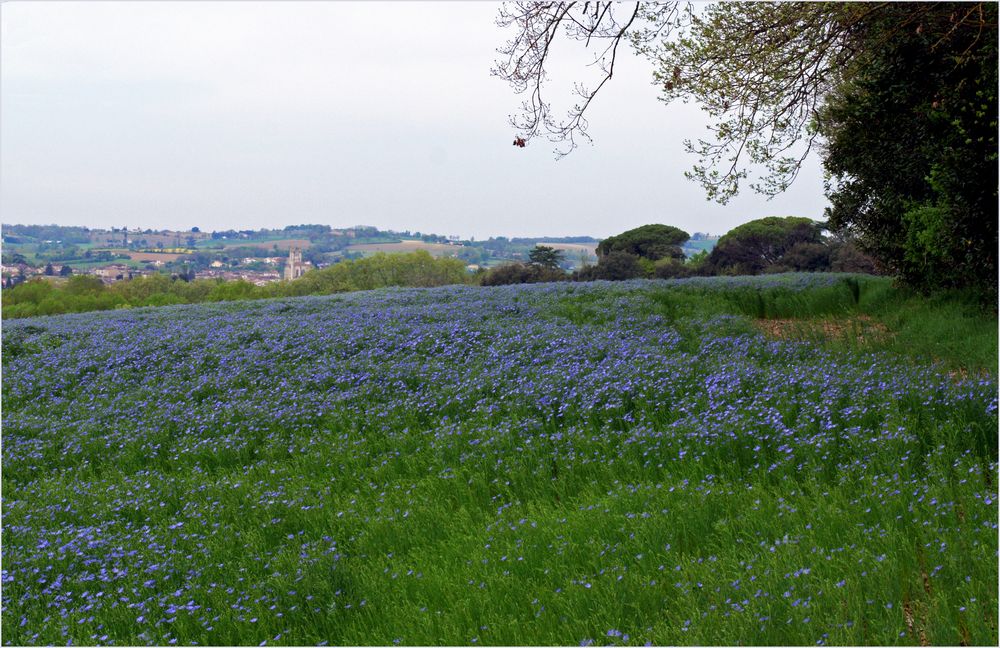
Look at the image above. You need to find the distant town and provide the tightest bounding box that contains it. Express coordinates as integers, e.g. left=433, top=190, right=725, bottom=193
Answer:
left=1, top=223, right=718, bottom=288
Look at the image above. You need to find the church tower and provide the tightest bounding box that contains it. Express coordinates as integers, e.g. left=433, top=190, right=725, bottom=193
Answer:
left=284, top=247, right=305, bottom=281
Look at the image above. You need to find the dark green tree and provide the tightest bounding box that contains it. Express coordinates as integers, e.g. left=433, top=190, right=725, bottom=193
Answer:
left=59, top=264, right=73, bottom=276
left=575, top=250, right=644, bottom=281
left=481, top=262, right=567, bottom=286
left=829, top=241, right=878, bottom=274
left=822, top=3, right=997, bottom=300
left=707, top=217, right=824, bottom=275
left=44, top=263, right=54, bottom=276
left=780, top=242, right=831, bottom=273
left=528, top=245, right=564, bottom=269
left=596, top=224, right=689, bottom=261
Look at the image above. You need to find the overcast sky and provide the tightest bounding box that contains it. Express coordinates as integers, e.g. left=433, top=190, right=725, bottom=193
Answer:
left=1, top=2, right=829, bottom=240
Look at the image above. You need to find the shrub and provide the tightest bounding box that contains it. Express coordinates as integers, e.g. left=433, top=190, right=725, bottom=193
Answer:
left=482, top=263, right=568, bottom=286
left=829, top=240, right=879, bottom=274
left=654, top=258, right=695, bottom=279
left=573, top=251, right=644, bottom=282
left=781, top=242, right=831, bottom=271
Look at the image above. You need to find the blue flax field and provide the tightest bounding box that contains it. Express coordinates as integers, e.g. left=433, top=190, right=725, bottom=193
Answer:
left=2, top=275, right=997, bottom=645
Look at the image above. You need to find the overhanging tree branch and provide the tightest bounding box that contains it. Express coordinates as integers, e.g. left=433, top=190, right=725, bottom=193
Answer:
left=493, top=2, right=685, bottom=157
left=494, top=2, right=994, bottom=206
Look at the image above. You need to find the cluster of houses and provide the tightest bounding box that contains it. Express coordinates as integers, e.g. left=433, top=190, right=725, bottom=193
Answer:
left=2, top=254, right=306, bottom=289
left=196, top=268, right=281, bottom=286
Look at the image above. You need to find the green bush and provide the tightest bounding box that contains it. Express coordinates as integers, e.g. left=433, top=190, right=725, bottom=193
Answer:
left=574, top=251, right=644, bottom=281
left=481, top=263, right=568, bottom=286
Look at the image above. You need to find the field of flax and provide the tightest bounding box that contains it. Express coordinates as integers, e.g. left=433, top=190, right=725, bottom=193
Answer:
left=2, top=274, right=997, bottom=646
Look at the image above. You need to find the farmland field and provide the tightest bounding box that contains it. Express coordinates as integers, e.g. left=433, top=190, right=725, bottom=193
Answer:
left=538, top=242, right=599, bottom=255
left=2, top=275, right=996, bottom=646
left=237, top=239, right=313, bottom=252
left=345, top=240, right=460, bottom=256
left=99, top=250, right=189, bottom=263
left=199, top=239, right=314, bottom=252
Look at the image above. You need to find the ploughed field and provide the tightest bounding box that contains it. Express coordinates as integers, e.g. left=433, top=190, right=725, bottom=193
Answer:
left=2, top=275, right=997, bottom=646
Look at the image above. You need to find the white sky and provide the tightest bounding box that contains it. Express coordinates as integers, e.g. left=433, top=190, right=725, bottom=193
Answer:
left=1, top=1, right=829, bottom=240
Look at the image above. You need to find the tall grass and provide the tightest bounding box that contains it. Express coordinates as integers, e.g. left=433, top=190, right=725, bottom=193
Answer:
left=2, top=275, right=996, bottom=646
left=551, top=274, right=996, bottom=374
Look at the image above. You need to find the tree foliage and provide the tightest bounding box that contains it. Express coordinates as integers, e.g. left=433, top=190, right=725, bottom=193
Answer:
left=495, top=2, right=996, bottom=298
left=596, top=224, right=690, bottom=261
left=651, top=3, right=879, bottom=202
left=569, top=224, right=691, bottom=281
left=574, top=250, right=645, bottom=281
left=528, top=245, right=565, bottom=268
left=493, top=2, right=686, bottom=156
left=494, top=1, right=858, bottom=195
left=821, top=3, right=998, bottom=301
left=481, top=262, right=568, bottom=286
left=707, top=217, right=824, bottom=275
left=281, top=251, right=470, bottom=295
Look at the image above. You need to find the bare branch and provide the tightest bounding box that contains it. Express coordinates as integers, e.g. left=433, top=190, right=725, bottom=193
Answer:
left=494, top=2, right=992, bottom=203
left=493, top=2, right=684, bottom=158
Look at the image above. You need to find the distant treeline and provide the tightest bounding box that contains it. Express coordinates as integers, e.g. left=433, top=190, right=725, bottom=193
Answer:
left=2, top=251, right=471, bottom=319
left=3, top=220, right=886, bottom=319
left=481, top=219, right=879, bottom=287
left=2, top=224, right=93, bottom=245
left=508, top=236, right=598, bottom=245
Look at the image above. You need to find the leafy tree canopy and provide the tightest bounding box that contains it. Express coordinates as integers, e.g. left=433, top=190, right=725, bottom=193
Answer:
left=596, top=224, right=690, bottom=261
left=707, top=217, right=823, bottom=275
left=575, top=250, right=645, bottom=282
left=528, top=245, right=565, bottom=269
left=821, top=3, right=997, bottom=301
left=481, top=262, right=568, bottom=286
left=495, top=2, right=996, bottom=299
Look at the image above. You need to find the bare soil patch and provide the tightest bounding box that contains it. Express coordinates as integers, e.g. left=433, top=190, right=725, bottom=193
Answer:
left=755, top=315, right=893, bottom=345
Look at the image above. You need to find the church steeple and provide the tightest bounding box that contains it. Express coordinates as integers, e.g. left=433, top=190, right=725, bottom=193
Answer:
left=284, top=247, right=305, bottom=281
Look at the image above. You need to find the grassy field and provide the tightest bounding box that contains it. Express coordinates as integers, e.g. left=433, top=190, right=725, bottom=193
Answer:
left=193, top=238, right=314, bottom=252
left=247, top=238, right=313, bottom=252
left=345, top=240, right=460, bottom=257
left=98, top=249, right=189, bottom=263
left=58, top=258, right=146, bottom=271
left=2, top=274, right=996, bottom=646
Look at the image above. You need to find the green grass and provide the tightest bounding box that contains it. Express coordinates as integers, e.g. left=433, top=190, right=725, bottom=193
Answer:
left=855, top=282, right=998, bottom=375
left=2, top=275, right=996, bottom=646
left=554, top=275, right=996, bottom=374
